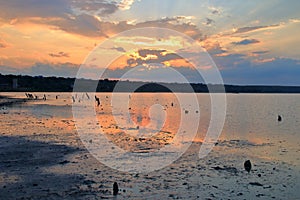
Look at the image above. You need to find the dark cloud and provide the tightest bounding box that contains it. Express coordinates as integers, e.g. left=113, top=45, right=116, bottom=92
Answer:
left=49, top=51, right=70, bottom=58
left=100, top=55, right=300, bottom=85
left=111, top=46, right=126, bottom=52
left=211, top=10, right=220, bottom=15
left=29, top=62, right=79, bottom=77
left=1, top=56, right=300, bottom=85
left=103, top=65, right=203, bottom=83
left=0, top=0, right=119, bottom=20
left=0, top=62, right=78, bottom=77
left=209, top=6, right=221, bottom=15
left=49, top=14, right=107, bottom=37
left=213, top=53, right=300, bottom=85
left=233, top=24, right=279, bottom=34
left=134, top=18, right=204, bottom=41
left=0, top=0, right=119, bottom=38
left=212, top=53, right=247, bottom=70
left=0, top=0, right=71, bottom=20
left=0, top=65, right=20, bottom=74
left=71, top=0, right=118, bottom=15
left=138, top=49, right=166, bottom=58
left=205, top=42, right=227, bottom=55
left=223, top=59, right=300, bottom=85
left=252, top=51, right=269, bottom=55
left=205, top=18, right=215, bottom=26
left=232, top=39, right=260, bottom=45
left=0, top=0, right=204, bottom=39
left=14, top=14, right=204, bottom=40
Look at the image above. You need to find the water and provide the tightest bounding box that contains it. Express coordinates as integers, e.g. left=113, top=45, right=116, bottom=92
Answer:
left=0, top=92, right=299, bottom=199
left=1, top=92, right=300, bottom=167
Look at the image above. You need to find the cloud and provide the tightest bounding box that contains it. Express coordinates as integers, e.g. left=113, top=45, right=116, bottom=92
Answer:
left=53, top=16, right=205, bottom=40
left=72, top=0, right=118, bottom=15
left=233, top=24, right=280, bottom=34
left=103, top=65, right=203, bottom=83
left=0, top=62, right=79, bottom=77
left=0, top=0, right=204, bottom=39
left=111, top=46, right=126, bottom=52
left=118, top=0, right=136, bottom=10
left=289, top=18, right=300, bottom=23
left=209, top=6, right=221, bottom=15
left=0, top=65, right=20, bottom=74
left=29, top=62, right=79, bottom=77
left=138, top=49, right=166, bottom=58
left=134, top=18, right=204, bottom=41
left=253, top=58, right=276, bottom=64
left=49, top=14, right=107, bottom=37
left=175, top=16, right=195, bottom=20
left=203, top=41, right=227, bottom=55
left=204, top=18, right=215, bottom=26
left=0, top=39, right=10, bottom=48
left=1, top=11, right=204, bottom=40
left=211, top=10, right=220, bottom=15
left=49, top=51, right=70, bottom=58
left=1, top=56, right=300, bottom=85
left=0, top=0, right=119, bottom=21
left=252, top=51, right=269, bottom=55
left=0, top=0, right=120, bottom=38
left=232, top=39, right=260, bottom=45
left=212, top=53, right=247, bottom=70
left=94, top=55, right=300, bottom=85
left=245, top=58, right=300, bottom=85
left=0, top=0, right=71, bottom=20
left=125, top=49, right=187, bottom=68
left=213, top=52, right=300, bottom=85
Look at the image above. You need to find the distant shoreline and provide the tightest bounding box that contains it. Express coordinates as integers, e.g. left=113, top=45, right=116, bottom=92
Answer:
left=1, top=74, right=300, bottom=93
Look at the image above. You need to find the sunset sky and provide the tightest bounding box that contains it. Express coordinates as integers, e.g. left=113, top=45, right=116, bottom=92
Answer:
left=0, top=0, right=300, bottom=85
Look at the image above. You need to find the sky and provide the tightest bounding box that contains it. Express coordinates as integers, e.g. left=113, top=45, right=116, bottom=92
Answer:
left=0, top=0, right=300, bottom=85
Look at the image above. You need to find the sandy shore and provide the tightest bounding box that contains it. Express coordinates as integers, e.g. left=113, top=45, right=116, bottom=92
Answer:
left=0, top=94, right=299, bottom=199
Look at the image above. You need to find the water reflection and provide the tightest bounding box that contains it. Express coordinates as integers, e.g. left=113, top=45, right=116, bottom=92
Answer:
left=1, top=92, right=300, bottom=167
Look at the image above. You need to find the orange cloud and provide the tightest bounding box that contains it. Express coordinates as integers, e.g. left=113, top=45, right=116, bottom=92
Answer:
left=107, top=48, right=193, bottom=70
left=49, top=51, right=69, bottom=58
left=0, top=39, right=10, bottom=48
left=253, top=58, right=275, bottom=64
left=163, top=59, right=192, bottom=68
left=109, top=54, right=131, bottom=69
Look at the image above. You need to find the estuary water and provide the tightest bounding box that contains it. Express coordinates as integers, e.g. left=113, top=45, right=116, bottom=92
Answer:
left=0, top=92, right=299, bottom=199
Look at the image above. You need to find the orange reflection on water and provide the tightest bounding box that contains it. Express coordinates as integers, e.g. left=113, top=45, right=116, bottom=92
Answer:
left=95, top=93, right=183, bottom=152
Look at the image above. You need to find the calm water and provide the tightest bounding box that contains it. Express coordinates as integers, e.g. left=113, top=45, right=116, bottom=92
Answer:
left=2, top=92, right=299, bottom=165
left=1, top=92, right=300, bottom=198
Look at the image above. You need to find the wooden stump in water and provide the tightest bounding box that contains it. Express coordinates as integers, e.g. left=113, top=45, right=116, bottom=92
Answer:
left=113, top=182, right=119, bottom=196
left=244, top=160, right=252, bottom=173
